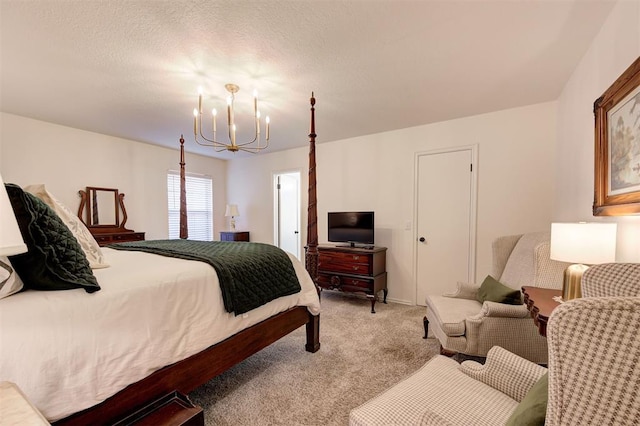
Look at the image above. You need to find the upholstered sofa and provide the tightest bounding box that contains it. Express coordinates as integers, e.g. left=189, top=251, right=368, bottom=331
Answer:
left=350, top=263, right=640, bottom=426
left=424, top=232, right=567, bottom=363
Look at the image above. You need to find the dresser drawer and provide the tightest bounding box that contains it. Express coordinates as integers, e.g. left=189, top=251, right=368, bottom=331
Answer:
left=112, top=232, right=145, bottom=242
left=93, top=231, right=146, bottom=246
left=317, top=273, right=373, bottom=292
left=93, top=234, right=112, bottom=245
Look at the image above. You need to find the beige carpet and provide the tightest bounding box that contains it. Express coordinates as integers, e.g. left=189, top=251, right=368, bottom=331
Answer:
left=189, top=291, right=440, bottom=425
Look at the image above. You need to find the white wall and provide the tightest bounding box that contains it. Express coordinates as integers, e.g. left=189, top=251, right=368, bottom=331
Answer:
left=0, top=113, right=226, bottom=240
left=228, top=101, right=557, bottom=304
left=555, top=0, right=640, bottom=262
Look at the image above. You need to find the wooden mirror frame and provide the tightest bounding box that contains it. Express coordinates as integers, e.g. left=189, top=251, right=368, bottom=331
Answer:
left=78, top=186, right=131, bottom=232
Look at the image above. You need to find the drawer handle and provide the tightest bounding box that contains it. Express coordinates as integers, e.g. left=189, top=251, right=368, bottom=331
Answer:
left=353, top=256, right=360, bottom=260
left=352, top=266, right=359, bottom=271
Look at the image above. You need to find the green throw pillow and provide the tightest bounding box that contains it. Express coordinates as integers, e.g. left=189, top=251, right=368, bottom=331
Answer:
left=5, top=184, right=100, bottom=293
left=476, top=275, right=522, bottom=305
left=506, top=373, right=548, bottom=426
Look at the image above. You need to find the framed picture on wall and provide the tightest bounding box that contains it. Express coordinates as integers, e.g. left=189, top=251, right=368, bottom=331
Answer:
left=593, top=56, right=640, bottom=216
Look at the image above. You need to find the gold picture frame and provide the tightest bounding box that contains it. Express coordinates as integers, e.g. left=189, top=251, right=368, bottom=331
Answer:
left=593, top=56, right=640, bottom=216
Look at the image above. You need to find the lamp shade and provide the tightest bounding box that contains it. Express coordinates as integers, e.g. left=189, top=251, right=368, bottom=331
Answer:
left=0, top=175, right=27, bottom=256
left=550, top=222, right=617, bottom=265
left=225, top=204, right=240, bottom=217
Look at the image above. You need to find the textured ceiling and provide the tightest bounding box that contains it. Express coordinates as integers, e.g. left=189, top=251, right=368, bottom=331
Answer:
left=0, top=0, right=615, bottom=159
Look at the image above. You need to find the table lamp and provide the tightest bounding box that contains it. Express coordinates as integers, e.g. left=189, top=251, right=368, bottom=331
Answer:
left=0, top=174, right=28, bottom=291
left=550, top=222, right=617, bottom=300
left=225, top=204, right=240, bottom=231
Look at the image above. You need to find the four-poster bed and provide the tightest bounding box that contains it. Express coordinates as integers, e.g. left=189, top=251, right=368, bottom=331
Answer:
left=1, top=96, right=320, bottom=425
left=55, top=93, right=321, bottom=425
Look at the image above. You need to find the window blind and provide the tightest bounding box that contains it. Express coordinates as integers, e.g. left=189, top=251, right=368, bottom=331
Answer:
left=167, top=171, right=213, bottom=241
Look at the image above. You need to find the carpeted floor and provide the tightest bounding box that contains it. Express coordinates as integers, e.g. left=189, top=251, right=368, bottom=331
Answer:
left=189, top=291, right=441, bottom=425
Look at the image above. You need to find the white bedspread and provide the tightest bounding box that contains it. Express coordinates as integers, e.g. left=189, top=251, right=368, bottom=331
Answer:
left=0, top=247, right=321, bottom=421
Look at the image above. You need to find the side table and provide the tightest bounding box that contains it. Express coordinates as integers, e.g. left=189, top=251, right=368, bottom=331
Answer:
left=521, top=286, right=561, bottom=337
left=220, top=231, right=250, bottom=242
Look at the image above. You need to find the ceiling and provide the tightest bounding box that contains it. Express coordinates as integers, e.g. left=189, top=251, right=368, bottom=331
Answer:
left=0, top=0, right=616, bottom=159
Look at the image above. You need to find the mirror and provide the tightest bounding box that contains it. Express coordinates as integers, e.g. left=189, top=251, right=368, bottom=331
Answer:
left=89, top=188, right=118, bottom=226
left=78, top=187, right=130, bottom=230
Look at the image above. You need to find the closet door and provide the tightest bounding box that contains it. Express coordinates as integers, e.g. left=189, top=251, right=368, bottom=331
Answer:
left=415, top=147, right=476, bottom=305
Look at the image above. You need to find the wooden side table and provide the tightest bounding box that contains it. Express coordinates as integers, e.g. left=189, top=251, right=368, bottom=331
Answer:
left=0, top=381, right=49, bottom=425
left=521, top=286, right=561, bottom=337
left=220, top=231, right=250, bottom=242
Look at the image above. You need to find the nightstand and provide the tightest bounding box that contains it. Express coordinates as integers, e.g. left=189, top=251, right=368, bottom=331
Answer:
left=220, top=231, right=250, bottom=242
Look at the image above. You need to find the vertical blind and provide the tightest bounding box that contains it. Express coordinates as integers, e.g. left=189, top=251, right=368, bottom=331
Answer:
left=167, top=171, right=213, bottom=241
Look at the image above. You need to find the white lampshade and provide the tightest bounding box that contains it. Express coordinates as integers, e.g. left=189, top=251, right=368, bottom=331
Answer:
left=550, top=222, right=617, bottom=265
left=0, top=174, right=28, bottom=256
left=225, top=204, right=240, bottom=217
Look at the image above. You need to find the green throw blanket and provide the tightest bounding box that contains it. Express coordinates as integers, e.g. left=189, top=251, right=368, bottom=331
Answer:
left=108, top=240, right=301, bottom=315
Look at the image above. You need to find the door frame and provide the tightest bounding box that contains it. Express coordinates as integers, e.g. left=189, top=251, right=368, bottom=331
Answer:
left=412, top=145, right=478, bottom=305
left=272, top=169, right=302, bottom=260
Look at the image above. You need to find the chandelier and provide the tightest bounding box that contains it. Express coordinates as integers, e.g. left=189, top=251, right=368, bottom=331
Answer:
left=193, top=83, right=270, bottom=153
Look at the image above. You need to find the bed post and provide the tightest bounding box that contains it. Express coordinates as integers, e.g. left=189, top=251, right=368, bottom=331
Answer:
left=179, top=135, right=188, bottom=239
left=305, top=93, right=319, bottom=286
left=304, top=93, right=321, bottom=353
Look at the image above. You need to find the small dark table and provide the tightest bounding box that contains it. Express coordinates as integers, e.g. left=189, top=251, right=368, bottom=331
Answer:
left=521, top=286, right=561, bottom=337
left=220, top=231, right=250, bottom=242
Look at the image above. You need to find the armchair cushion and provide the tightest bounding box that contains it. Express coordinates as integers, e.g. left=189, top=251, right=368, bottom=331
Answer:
left=476, top=275, right=522, bottom=305
left=425, top=295, right=481, bottom=336
left=505, top=373, right=548, bottom=426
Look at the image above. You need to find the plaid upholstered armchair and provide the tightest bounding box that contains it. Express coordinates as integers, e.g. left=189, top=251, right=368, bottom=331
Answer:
left=350, top=263, right=640, bottom=425
left=424, top=232, right=567, bottom=363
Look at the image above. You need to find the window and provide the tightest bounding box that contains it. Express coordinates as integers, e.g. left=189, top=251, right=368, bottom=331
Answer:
left=167, top=171, right=213, bottom=241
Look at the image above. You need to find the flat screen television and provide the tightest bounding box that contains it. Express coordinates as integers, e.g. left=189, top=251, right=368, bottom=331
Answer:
left=328, top=211, right=375, bottom=247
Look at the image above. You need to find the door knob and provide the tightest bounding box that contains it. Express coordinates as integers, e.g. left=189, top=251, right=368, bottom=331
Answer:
left=294, top=230, right=299, bottom=234
left=419, top=237, right=426, bottom=243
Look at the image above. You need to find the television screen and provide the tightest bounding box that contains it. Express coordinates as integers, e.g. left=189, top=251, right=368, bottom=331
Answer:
left=328, top=211, right=374, bottom=246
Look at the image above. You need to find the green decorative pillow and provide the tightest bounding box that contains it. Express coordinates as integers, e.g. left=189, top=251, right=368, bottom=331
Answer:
left=506, top=373, right=548, bottom=426
left=476, top=275, right=522, bottom=305
left=5, top=184, right=100, bottom=293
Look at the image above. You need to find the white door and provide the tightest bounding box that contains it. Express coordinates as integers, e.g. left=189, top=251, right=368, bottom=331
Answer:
left=274, top=172, right=301, bottom=260
left=416, top=147, right=476, bottom=305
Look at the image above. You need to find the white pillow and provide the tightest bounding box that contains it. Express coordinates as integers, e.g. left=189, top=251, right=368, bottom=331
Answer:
left=0, top=256, right=24, bottom=299
left=24, top=184, right=109, bottom=269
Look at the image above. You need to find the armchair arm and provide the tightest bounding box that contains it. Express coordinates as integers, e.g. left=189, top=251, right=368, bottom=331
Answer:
left=459, top=346, right=547, bottom=402
left=546, top=297, right=640, bottom=425
left=469, top=301, right=530, bottom=319
left=442, top=282, right=479, bottom=300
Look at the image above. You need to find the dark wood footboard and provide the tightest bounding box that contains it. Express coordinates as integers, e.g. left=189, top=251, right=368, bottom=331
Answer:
left=55, top=307, right=319, bottom=426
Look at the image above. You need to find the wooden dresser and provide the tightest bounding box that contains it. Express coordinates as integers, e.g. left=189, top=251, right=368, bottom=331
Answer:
left=317, top=245, right=388, bottom=313
left=78, top=186, right=145, bottom=246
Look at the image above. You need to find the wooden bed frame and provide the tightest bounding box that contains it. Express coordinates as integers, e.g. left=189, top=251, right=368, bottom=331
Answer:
left=55, top=94, right=320, bottom=425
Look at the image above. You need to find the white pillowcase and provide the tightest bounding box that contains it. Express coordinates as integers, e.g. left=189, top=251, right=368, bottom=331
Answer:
left=24, top=184, right=109, bottom=269
left=0, top=256, right=24, bottom=299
